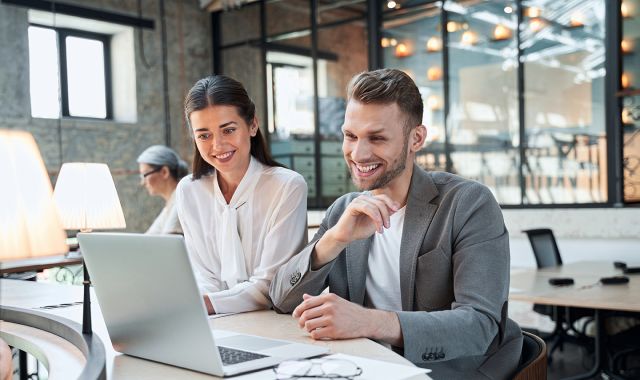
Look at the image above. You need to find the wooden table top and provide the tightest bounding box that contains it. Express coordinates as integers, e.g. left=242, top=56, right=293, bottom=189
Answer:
left=509, top=261, right=640, bottom=312
left=0, top=279, right=416, bottom=380
left=0, top=255, right=82, bottom=274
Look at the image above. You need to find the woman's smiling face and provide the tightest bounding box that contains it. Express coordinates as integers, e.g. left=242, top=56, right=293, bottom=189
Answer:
left=189, top=105, right=257, bottom=179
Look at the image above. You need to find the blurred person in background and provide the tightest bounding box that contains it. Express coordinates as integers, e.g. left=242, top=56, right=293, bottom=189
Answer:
left=137, top=145, right=188, bottom=234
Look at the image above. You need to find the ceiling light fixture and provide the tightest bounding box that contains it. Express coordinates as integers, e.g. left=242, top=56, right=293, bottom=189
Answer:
left=526, top=7, right=541, bottom=18
left=569, top=11, right=585, bottom=27
left=622, top=72, right=632, bottom=89
left=394, top=42, right=411, bottom=57
left=426, top=36, right=442, bottom=52
left=446, top=21, right=461, bottom=33
left=460, top=30, right=478, bottom=45
left=622, top=38, right=634, bottom=54
left=493, top=24, right=512, bottom=40
left=529, top=18, right=545, bottom=32
left=427, top=67, right=443, bottom=81
left=621, top=1, right=632, bottom=18
left=426, top=95, right=442, bottom=110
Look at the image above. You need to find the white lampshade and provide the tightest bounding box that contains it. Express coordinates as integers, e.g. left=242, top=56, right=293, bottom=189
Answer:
left=0, top=130, right=68, bottom=259
left=53, top=163, right=126, bottom=231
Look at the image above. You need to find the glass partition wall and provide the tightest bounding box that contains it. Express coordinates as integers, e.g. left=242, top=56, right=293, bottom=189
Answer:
left=217, top=0, right=368, bottom=207
left=382, top=3, right=448, bottom=174
left=446, top=0, right=520, bottom=205
left=521, top=0, right=607, bottom=204
left=265, top=1, right=317, bottom=199
left=214, top=0, right=633, bottom=208
left=382, top=0, right=609, bottom=206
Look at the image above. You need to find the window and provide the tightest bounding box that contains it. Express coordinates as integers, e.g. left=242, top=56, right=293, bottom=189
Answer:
left=621, top=0, right=640, bottom=203
left=214, top=0, right=634, bottom=208
left=28, top=25, right=112, bottom=119
left=382, top=0, right=611, bottom=206
left=216, top=0, right=368, bottom=207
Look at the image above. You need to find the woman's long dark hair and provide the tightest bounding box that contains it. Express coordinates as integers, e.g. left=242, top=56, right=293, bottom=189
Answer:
left=184, top=75, right=283, bottom=180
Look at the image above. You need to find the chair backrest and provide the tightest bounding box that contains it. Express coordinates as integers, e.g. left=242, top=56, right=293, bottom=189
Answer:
left=522, top=228, right=563, bottom=268
left=512, top=331, right=547, bottom=380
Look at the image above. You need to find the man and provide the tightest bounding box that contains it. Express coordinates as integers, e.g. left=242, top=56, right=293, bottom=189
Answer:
left=269, top=69, right=522, bottom=379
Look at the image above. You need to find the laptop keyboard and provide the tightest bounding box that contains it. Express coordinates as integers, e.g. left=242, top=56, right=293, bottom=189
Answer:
left=218, top=346, right=268, bottom=365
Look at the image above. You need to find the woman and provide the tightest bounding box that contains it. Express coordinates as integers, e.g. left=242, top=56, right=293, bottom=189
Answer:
left=137, top=145, right=188, bottom=234
left=176, top=75, right=307, bottom=315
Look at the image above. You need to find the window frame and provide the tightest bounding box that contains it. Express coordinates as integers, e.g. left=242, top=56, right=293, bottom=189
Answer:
left=212, top=0, right=640, bottom=209
left=29, top=23, right=113, bottom=120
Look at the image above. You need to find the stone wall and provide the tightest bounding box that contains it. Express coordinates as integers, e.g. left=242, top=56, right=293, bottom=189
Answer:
left=0, top=0, right=212, bottom=232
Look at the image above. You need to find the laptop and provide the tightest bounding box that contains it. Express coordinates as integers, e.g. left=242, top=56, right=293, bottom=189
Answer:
left=78, top=232, right=328, bottom=377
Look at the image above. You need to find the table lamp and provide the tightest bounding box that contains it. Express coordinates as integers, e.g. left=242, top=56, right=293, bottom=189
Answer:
left=0, top=130, right=68, bottom=259
left=53, top=163, right=126, bottom=233
left=0, top=131, right=106, bottom=377
left=53, top=162, right=126, bottom=334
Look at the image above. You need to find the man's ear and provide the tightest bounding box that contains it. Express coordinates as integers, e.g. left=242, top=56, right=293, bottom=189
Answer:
left=410, top=125, right=427, bottom=152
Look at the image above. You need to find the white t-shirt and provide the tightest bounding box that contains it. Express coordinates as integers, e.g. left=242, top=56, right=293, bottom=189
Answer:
left=365, top=206, right=406, bottom=311
left=145, top=191, right=182, bottom=235
left=176, top=157, right=308, bottom=314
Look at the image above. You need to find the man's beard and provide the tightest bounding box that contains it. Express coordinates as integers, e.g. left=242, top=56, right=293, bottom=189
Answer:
left=351, top=138, right=409, bottom=191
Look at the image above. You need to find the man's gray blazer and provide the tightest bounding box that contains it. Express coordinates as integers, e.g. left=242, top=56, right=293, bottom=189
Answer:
left=270, top=165, right=523, bottom=379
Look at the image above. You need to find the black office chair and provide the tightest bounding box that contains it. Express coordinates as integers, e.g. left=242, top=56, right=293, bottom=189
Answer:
left=523, top=229, right=563, bottom=269
left=522, top=229, right=593, bottom=362
left=512, top=331, right=547, bottom=380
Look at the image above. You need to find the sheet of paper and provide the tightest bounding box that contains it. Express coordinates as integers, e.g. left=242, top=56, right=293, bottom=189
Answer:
left=232, top=353, right=432, bottom=380
left=208, top=312, right=240, bottom=319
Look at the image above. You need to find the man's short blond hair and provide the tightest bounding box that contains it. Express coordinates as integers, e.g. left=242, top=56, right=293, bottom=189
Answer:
left=347, top=69, right=423, bottom=133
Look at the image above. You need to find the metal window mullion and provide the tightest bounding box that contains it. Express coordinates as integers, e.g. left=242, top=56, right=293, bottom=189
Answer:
left=442, top=3, right=452, bottom=173
left=516, top=0, right=526, bottom=205
left=260, top=0, right=270, bottom=149
left=159, top=0, right=171, bottom=147
left=212, top=11, right=222, bottom=74
left=58, top=30, right=70, bottom=117
left=367, top=0, right=381, bottom=70
left=103, top=34, right=113, bottom=120
left=605, top=0, right=623, bottom=205
left=311, top=0, right=322, bottom=208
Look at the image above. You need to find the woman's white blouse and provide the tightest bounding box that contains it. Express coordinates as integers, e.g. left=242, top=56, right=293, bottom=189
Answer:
left=175, top=157, right=308, bottom=314
left=145, top=191, right=182, bottom=235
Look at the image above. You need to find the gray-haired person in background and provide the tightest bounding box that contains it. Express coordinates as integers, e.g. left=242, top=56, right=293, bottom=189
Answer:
left=137, top=145, right=189, bottom=234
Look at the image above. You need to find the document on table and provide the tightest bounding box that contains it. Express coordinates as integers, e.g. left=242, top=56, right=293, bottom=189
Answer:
left=234, top=353, right=432, bottom=379
left=208, top=312, right=240, bottom=319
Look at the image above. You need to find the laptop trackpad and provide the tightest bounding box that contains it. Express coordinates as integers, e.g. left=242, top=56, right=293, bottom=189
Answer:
left=216, top=335, right=288, bottom=351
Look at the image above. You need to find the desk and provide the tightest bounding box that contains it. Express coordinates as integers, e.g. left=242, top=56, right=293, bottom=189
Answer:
left=0, top=280, right=419, bottom=379
left=510, top=261, right=640, bottom=380
left=0, top=255, right=82, bottom=274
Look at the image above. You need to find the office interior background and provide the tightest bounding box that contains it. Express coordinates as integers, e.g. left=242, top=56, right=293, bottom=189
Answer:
left=1, top=0, right=638, bottom=243
left=2, top=0, right=639, bottom=234
left=1, top=0, right=639, bottom=376
left=0, top=0, right=637, bottom=254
